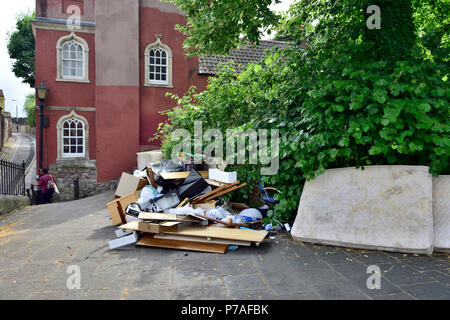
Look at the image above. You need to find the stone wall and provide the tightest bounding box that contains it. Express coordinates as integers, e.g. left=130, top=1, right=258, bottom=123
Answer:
left=1, top=112, right=13, bottom=148
left=0, top=195, right=29, bottom=215
left=49, top=159, right=117, bottom=202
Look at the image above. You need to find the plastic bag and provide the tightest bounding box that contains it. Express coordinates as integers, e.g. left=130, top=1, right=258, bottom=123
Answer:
left=221, top=214, right=245, bottom=225
left=240, top=208, right=263, bottom=221
left=205, top=207, right=231, bottom=220
left=166, top=206, right=205, bottom=216
left=137, top=185, right=160, bottom=211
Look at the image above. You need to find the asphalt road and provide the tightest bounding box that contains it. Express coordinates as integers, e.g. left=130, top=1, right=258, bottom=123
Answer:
left=1, top=133, right=37, bottom=190
left=1, top=133, right=36, bottom=167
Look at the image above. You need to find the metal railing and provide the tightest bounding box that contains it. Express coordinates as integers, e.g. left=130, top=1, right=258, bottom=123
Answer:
left=0, top=159, right=26, bottom=196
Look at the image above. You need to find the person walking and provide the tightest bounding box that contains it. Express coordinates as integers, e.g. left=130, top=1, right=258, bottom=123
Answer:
left=35, top=168, right=58, bottom=204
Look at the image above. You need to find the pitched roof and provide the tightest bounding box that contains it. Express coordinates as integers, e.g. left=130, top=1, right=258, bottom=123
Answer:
left=198, top=40, right=292, bottom=75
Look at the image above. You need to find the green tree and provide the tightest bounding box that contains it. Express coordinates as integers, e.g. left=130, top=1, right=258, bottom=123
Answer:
left=7, top=11, right=36, bottom=88
left=158, top=0, right=449, bottom=224
left=166, top=0, right=281, bottom=55
left=23, top=93, right=36, bottom=127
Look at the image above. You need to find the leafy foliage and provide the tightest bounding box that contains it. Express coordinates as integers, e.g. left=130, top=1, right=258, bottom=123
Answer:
left=166, top=0, right=281, bottom=55
left=7, top=11, right=36, bottom=88
left=157, top=0, right=449, bottom=225
left=23, top=94, right=36, bottom=127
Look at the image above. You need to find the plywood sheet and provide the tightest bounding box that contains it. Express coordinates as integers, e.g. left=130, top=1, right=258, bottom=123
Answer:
left=160, top=171, right=191, bottom=180
left=136, top=234, right=228, bottom=254
left=162, top=226, right=268, bottom=243
left=154, top=233, right=252, bottom=246
left=138, top=212, right=203, bottom=223
left=119, top=221, right=178, bottom=234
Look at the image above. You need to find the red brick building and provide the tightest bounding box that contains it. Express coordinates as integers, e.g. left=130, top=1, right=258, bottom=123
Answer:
left=32, top=0, right=287, bottom=200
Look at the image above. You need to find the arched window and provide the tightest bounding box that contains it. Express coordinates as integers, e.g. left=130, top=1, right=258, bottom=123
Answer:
left=56, top=32, right=90, bottom=83
left=145, top=35, right=173, bottom=87
left=62, top=41, right=84, bottom=79
left=56, top=111, right=90, bottom=160
left=62, top=119, right=85, bottom=158
left=148, top=48, right=168, bottom=84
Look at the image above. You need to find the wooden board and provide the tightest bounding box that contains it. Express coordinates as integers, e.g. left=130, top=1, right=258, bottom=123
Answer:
left=146, top=167, right=157, bottom=188
left=191, top=181, right=240, bottom=204
left=106, top=201, right=123, bottom=225
left=201, top=183, right=247, bottom=203
left=119, top=221, right=179, bottom=234
left=160, top=171, right=191, bottom=180
left=138, top=212, right=204, bottom=223
left=162, top=226, right=268, bottom=243
left=154, top=233, right=253, bottom=246
left=193, top=201, right=216, bottom=211
left=106, top=191, right=140, bottom=225
left=136, top=234, right=228, bottom=254
left=118, top=191, right=140, bottom=213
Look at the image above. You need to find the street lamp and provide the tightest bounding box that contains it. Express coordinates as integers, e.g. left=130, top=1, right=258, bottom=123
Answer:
left=35, top=81, right=49, bottom=172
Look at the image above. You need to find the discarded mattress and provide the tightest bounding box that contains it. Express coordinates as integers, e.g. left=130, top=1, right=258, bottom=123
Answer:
left=291, top=166, right=434, bottom=254
left=433, top=175, right=450, bottom=253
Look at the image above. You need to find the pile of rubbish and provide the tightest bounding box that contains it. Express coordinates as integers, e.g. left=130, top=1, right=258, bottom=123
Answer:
left=106, top=157, right=270, bottom=253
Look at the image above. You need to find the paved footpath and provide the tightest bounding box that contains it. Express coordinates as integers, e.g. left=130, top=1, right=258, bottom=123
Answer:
left=0, top=191, right=448, bottom=300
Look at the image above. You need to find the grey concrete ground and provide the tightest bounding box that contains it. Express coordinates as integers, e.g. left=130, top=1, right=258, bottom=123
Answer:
left=0, top=191, right=449, bottom=300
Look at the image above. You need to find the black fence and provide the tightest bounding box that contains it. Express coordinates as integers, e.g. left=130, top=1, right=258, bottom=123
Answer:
left=0, top=159, right=26, bottom=196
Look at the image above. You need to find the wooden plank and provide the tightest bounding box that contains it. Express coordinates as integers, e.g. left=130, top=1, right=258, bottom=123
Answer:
left=201, top=183, right=247, bottom=203
left=138, top=211, right=204, bottom=223
left=160, top=171, right=190, bottom=180
left=147, top=167, right=157, bottom=188
left=154, top=233, right=252, bottom=246
left=106, top=201, right=123, bottom=225
left=118, top=221, right=179, bottom=234
left=193, top=201, right=216, bottom=211
left=162, top=226, right=268, bottom=243
left=191, top=181, right=240, bottom=204
left=136, top=234, right=228, bottom=254
left=177, top=198, right=190, bottom=208
left=118, top=191, right=140, bottom=213
left=198, top=171, right=209, bottom=179
left=159, top=221, right=182, bottom=227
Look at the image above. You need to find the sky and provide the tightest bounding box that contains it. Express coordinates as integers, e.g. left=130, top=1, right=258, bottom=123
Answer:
left=0, top=0, right=295, bottom=118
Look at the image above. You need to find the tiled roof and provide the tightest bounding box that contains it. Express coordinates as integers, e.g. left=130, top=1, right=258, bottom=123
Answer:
left=198, top=40, right=293, bottom=75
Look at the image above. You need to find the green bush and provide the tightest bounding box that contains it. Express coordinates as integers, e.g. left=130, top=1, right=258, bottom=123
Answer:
left=154, top=0, right=449, bottom=225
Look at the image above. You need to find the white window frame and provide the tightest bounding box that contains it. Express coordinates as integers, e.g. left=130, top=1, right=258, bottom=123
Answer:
left=56, top=32, right=90, bottom=83
left=62, top=118, right=86, bottom=158
left=61, top=40, right=85, bottom=80
left=56, top=111, right=90, bottom=160
left=144, top=35, right=173, bottom=88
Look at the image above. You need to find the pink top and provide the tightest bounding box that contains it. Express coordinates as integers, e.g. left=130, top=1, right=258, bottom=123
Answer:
left=38, top=174, right=55, bottom=193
